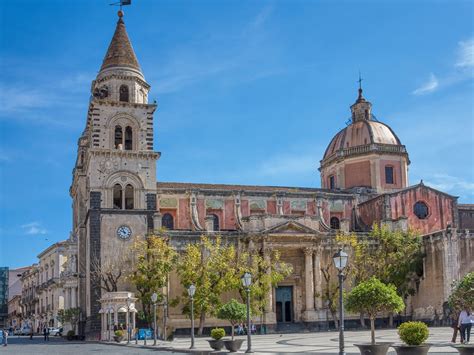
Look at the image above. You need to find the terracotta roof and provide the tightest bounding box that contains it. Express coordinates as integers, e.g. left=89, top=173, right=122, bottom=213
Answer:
left=100, top=13, right=141, bottom=73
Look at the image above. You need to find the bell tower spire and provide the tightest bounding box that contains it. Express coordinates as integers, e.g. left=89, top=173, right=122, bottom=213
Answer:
left=350, top=73, right=372, bottom=122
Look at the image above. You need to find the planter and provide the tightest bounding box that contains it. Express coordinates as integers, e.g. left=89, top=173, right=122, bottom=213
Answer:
left=223, top=339, right=245, bottom=352
left=392, top=344, right=432, bottom=355
left=452, top=345, right=474, bottom=355
left=113, top=335, right=124, bottom=343
left=354, top=343, right=393, bottom=355
left=207, top=339, right=224, bottom=351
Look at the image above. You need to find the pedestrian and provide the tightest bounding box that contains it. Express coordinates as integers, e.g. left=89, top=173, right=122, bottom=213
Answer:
left=451, top=312, right=460, bottom=343
left=43, top=327, right=50, bottom=341
left=459, top=308, right=472, bottom=344
left=3, top=329, right=8, bottom=346
left=251, top=322, right=256, bottom=335
left=30, top=327, right=33, bottom=340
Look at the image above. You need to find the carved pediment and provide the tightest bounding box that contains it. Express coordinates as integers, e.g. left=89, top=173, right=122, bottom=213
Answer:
left=264, top=220, right=318, bottom=235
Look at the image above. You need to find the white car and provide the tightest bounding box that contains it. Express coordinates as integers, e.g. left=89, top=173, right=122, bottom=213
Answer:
left=49, top=327, right=63, bottom=336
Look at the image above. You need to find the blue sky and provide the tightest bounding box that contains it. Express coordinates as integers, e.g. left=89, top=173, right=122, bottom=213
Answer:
left=1, top=0, right=473, bottom=268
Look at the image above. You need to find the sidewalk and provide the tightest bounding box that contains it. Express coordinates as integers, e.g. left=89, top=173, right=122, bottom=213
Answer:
left=108, top=327, right=469, bottom=354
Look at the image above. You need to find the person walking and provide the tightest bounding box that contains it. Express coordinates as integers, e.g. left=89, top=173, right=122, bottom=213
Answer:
left=43, top=327, right=50, bottom=341
left=459, top=308, right=472, bottom=344
left=451, top=312, right=460, bottom=343
left=3, top=329, right=8, bottom=346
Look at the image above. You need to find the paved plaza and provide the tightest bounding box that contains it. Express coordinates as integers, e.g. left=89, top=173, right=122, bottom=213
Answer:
left=115, top=327, right=467, bottom=354
left=0, top=336, right=180, bottom=355
left=2, top=328, right=471, bottom=354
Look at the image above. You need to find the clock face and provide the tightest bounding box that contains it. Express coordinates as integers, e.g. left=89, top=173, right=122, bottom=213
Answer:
left=117, top=225, right=132, bottom=240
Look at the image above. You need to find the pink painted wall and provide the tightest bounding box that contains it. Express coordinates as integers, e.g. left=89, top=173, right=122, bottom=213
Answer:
left=267, top=200, right=276, bottom=214
left=178, top=198, right=191, bottom=229
left=224, top=200, right=236, bottom=230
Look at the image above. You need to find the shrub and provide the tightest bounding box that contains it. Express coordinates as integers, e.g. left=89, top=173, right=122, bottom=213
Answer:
left=66, top=330, right=75, bottom=340
left=114, top=330, right=124, bottom=337
left=211, top=328, right=225, bottom=340
left=398, top=321, right=429, bottom=346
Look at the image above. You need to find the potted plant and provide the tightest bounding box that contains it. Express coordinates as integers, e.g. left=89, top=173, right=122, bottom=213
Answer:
left=392, top=321, right=430, bottom=355
left=113, top=329, right=124, bottom=342
left=346, top=277, right=405, bottom=355
left=66, top=330, right=75, bottom=341
left=208, top=328, right=225, bottom=351
left=217, top=299, right=247, bottom=352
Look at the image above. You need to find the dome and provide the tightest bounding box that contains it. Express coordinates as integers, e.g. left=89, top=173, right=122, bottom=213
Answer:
left=323, top=119, right=402, bottom=160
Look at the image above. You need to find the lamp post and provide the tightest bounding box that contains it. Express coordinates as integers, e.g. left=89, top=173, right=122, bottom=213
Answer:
left=333, top=248, right=348, bottom=355
left=187, top=284, right=196, bottom=349
left=151, top=292, right=158, bottom=346
left=163, top=297, right=168, bottom=341
left=241, top=272, right=253, bottom=354
left=126, top=296, right=131, bottom=345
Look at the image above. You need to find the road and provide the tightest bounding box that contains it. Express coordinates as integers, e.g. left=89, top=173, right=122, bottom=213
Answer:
left=0, top=336, right=182, bottom=355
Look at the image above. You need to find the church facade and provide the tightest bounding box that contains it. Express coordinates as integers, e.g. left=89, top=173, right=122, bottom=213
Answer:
left=70, top=12, right=474, bottom=337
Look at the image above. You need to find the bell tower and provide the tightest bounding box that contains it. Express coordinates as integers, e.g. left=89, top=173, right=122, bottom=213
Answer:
left=70, top=10, right=159, bottom=338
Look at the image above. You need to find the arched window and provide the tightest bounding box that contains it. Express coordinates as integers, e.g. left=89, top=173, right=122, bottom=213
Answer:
left=329, top=175, right=335, bottom=190
left=385, top=166, right=394, bottom=184
left=414, top=201, right=429, bottom=219
left=330, top=217, right=340, bottom=230
left=124, top=126, right=133, bottom=150
left=119, top=85, right=129, bottom=102
left=162, top=213, right=174, bottom=230
left=124, top=184, right=134, bottom=210
left=211, top=214, right=219, bottom=231
left=113, top=184, right=122, bottom=209
left=114, top=126, right=123, bottom=149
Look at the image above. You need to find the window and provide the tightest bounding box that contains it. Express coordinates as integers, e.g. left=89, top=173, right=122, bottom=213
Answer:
left=119, top=85, right=129, bottom=102
left=162, top=213, right=174, bottom=230
left=330, top=217, right=340, bottom=230
left=114, top=126, right=123, bottom=149
left=385, top=166, right=394, bottom=184
left=124, top=126, right=133, bottom=150
left=414, top=201, right=429, bottom=219
left=124, top=184, right=134, bottom=210
left=329, top=175, right=335, bottom=190
left=211, top=214, right=219, bottom=231
left=113, top=184, right=122, bottom=209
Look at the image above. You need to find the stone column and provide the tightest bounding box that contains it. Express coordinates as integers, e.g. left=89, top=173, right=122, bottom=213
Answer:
left=304, top=248, right=315, bottom=312
left=71, top=287, right=77, bottom=308
left=313, top=248, right=323, bottom=309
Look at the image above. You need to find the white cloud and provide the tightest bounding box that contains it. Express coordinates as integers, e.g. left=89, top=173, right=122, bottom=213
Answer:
left=412, top=73, right=439, bottom=95
left=455, top=38, right=474, bottom=68
left=424, top=174, right=474, bottom=196
left=21, top=222, right=48, bottom=236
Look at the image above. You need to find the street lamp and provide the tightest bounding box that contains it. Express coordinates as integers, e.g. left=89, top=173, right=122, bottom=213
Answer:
left=333, top=248, right=348, bottom=355
left=187, top=284, right=196, bottom=349
left=151, top=292, right=158, bottom=346
left=126, top=296, right=131, bottom=345
left=241, top=272, right=253, bottom=354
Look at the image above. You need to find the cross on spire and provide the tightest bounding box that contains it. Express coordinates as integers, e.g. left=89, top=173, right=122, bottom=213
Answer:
left=358, top=71, right=363, bottom=90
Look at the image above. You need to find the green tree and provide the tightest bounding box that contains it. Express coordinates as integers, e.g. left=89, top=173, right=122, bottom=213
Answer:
left=337, top=225, right=424, bottom=325
left=57, top=308, right=81, bottom=333
left=345, top=277, right=405, bottom=344
left=233, top=247, right=292, bottom=326
left=320, top=263, right=341, bottom=328
left=448, top=272, right=474, bottom=311
left=129, top=232, right=177, bottom=325
left=217, top=299, right=247, bottom=340
left=174, top=236, right=240, bottom=335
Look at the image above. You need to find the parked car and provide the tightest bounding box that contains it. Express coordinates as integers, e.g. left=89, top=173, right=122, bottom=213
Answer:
left=49, top=327, right=63, bottom=336
left=17, top=327, right=32, bottom=335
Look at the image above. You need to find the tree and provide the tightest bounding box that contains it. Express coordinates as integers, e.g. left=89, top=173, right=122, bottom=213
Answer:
left=337, top=225, right=424, bottom=326
left=174, top=236, right=239, bottom=335
left=233, top=246, right=292, bottom=326
left=90, top=248, right=133, bottom=292
left=345, top=277, right=405, bottom=344
left=448, top=272, right=474, bottom=311
left=129, top=232, right=177, bottom=326
left=217, top=299, right=247, bottom=340
left=57, top=308, right=81, bottom=333
left=320, top=263, right=341, bottom=328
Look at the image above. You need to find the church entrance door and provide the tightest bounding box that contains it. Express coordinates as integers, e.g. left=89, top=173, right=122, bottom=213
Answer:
left=275, top=286, right=293, bottom=323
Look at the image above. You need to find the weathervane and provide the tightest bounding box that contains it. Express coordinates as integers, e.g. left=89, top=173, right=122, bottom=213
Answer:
left=110, top=0, right=131, bottom=11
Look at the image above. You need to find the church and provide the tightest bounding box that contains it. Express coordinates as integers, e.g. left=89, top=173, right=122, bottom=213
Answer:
left=69, top=11, right=473, bottom=337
